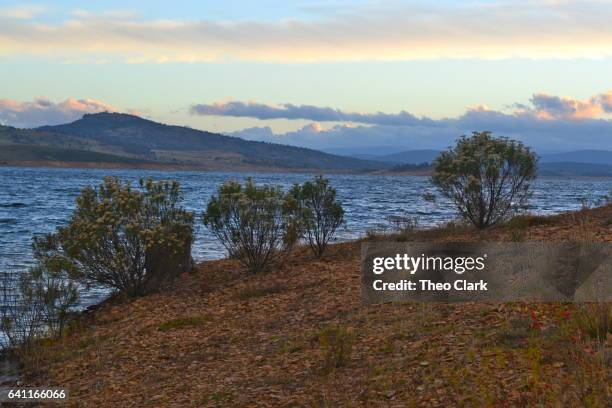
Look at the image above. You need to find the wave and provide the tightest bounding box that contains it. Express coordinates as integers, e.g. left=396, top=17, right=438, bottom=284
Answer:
left=0, top=203, right=27, bottom=208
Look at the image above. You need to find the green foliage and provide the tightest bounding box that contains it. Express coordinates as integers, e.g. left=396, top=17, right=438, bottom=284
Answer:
left=318, top=325, right=355, bottom=372
left=0, top=261, right=78, bottom=352
left=432, top=131, right=538, bottom=228
left=36, top=177, right=194, bottom=297
left=287, top=176, right=345, bottom=257
left=157, top=315, right=209, bottom=332
left=23, top=265, right=79, bottom=338
left=202, top=178, right=297, bottom=272
left=571, top=303, right=611, bottom=343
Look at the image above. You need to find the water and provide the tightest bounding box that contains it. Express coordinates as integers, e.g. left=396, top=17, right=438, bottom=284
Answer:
left=1, top=166, right=611, bottom=304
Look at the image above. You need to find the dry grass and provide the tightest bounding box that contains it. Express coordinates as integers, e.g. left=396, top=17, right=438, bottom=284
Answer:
left=18, top=204, right=612, bottom=407
left=157, top=315, right=210, bottom=332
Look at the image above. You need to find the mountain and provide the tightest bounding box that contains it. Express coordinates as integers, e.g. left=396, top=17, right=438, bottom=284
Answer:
left=323, top=146, right=404, bottom=156
left=0, top=113, right=383, bottom=172
left=540, top=150, right=612, bottom=165
left=6, top=115, right=612, bottom=175
left=325, top=148, right=441, bottom=164
left=335, top=148, right=612, bottom=166
left=376, top=149, right=440, bottom=164
left=337, top=148, right=612, bottom=167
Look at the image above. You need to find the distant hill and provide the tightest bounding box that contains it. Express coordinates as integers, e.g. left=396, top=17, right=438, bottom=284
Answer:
left=0, top=113, right=383, bottom=172
left=5, top=116, right=612, bottom=176
left=340, top=148, right=612, bottom=176
left=0, top=144, right=154, bottom=165
left=340, top=148, right=612, bottom=167
left=323, top=146, right=403, bottom=156
left=538, top=162, right=612, bottom=177
left=376, top=149, right=441, bottom=164
left=540, top=150, right=612, bottom=165
left=330, top=148, right=441, bottom=164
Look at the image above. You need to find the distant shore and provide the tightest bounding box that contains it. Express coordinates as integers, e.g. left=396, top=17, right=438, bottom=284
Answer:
left=0, top=161, right=421, bottom=175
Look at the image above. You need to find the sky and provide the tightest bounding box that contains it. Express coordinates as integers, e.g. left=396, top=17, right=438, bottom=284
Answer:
left=1, top=0, right=612, bottom=153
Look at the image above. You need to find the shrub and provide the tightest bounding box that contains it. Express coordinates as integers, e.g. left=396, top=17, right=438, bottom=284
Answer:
left=318, top=325, right=355, bottom=372
left=22, top=264, right=79, bottom=338
left=386, top=212, right=418, bottom=239
left=158, top=315, right=209, bottom=331
left=203, top=178, right=297, bottom=272
left=571, top=303, right=611, bottom=343
left=234, top=282, right=287, bottom=300
left=34, top=177, right=194, bottom=297
left=0, top=262, right=78, bottom=351
left=432, top=131, right=537, bottom=229
left=287, top=176, right=344, bottom=257
left=1, top=270, right=44, bottom=351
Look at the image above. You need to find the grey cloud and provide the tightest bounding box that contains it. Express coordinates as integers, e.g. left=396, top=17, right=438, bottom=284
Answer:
left=231, top=106, right=612, bottom=152
left=190, top=101, right=436, bottom=127
left=595, top=93, right=612, bottom=113
left=197, top=91, right=612, bottom=151
left=530, top=94, right=579, bottom=118
left=193, top=91, right=612, bottom=126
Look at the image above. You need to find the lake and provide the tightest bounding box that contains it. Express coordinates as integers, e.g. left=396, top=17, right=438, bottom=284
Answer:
left=1, top=166, right=611, bottom=304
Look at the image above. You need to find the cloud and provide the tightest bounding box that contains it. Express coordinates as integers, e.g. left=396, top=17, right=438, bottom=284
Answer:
left=526, top=92, right=612, bottom=119
left=193, top=91, right=612, bottom=125
left=229, top=91, right=612, bottom=152
left=1, top=1, right=612, bottom=62
left=190, top=101, right=435, bottom=126
left=594, top=92, right=612, bottom=113
left=0, top=4, right=46, bottom=19
left=0, top=97, right=117, bottom=128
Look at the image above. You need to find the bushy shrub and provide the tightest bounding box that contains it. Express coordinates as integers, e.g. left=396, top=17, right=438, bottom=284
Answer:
left=318, top=325, right=355, bottom=372
left=432, top=131, right=537, bottom=229
left=203, top=179, right=297, bottom=272
left=287, top=176, right=344, bottom=257
left=35, top=177, right=194, bottom=297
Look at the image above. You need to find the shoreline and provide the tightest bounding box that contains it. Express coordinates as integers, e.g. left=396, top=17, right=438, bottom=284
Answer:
left=0, top=162, right=389, bottom=176
left=4, top=163, right=612, bottom=180
left=2, top=198, right=612, bottom=398
left=13, top=202, right=611, bottom=406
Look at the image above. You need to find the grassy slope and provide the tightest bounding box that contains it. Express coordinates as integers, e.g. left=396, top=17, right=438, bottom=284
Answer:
left=0, top=145, right=154, bottom=164
left=28, top=206, right=612, bottom=407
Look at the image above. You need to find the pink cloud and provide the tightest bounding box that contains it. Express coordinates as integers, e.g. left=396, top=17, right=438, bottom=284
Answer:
left=529, top=92, right=612, bottom=120
left=0, top=97, right=117, bottom=128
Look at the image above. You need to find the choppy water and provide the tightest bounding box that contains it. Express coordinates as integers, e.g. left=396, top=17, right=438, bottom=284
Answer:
left=1, top=166, right=611, bottom=305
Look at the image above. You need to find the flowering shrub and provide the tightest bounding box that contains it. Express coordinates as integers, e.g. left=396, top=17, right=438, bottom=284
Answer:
left=35, top=177, right=194, bottom=297
left=432, top=131, right=537, bottom=228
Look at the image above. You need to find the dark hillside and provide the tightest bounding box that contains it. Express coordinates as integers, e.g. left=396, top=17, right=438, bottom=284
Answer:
left=37, top=113, right=382, bottom=171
